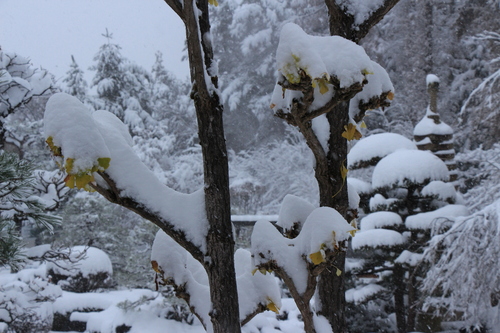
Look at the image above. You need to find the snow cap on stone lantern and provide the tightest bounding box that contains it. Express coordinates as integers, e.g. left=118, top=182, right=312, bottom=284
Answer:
left=413, top=74, right=457, bottom=182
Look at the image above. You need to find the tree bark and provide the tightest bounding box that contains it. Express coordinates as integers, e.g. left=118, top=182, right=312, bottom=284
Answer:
left=394, top=264, right=407, bottom=333
left=183, top=1, right=241, bottom=332
left=313, top=102, right=351, bottom=333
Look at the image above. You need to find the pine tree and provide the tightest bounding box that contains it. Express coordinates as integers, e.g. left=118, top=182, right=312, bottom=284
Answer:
left=63, top=55, right=88, bottom=102
left=0, top=152, right=60, bottom=271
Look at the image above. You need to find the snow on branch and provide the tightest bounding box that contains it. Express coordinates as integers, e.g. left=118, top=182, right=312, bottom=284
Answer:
left=422, top=200, right=500, bottom=327
left=151, top=230, right=281, bottom=330
left=43, top=93, right=208, bottom=258
left=271, top=23, right=393, bottom=155
left=251, top=205, right=355, bottom=332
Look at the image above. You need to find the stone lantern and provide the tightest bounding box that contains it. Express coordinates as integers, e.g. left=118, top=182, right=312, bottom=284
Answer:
left=413, top=74, right=457, bottom=182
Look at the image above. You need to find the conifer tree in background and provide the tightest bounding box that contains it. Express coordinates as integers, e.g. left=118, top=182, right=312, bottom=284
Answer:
left=63, top=55, right=88, bottom=103
left=90, top=29, right=125, bottom=117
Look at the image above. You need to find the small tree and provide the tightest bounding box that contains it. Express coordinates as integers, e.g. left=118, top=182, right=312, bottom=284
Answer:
left=350, top=141, right=469, bottom=332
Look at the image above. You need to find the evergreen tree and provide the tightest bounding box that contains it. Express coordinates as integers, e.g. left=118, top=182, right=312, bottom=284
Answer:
left=0, top=152, right=60, bottom=271
left=63, top=55, right=88, bottom=102
left=89, top=29, right=126, bottom=118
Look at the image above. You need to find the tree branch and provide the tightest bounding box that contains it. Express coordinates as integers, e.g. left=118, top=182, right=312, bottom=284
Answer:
left=90, top=172, right=205, bottom=263
left=162, top=0, right=185, bottom=22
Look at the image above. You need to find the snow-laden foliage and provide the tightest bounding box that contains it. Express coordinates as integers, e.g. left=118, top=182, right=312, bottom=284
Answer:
left=46, top=246, right=114, bottom=293
left=422, top=199, right=500, bottom=330
left=229, top=135, right=317, bottom=214
left=0, top=152, right=60, bottom=270
left=44, top=93, right=208, bottom=251
left=0, top=263, right=62, bottom=333
left=63, top=56, right=88, bottom=103
left=151, top=230, right=281, bottom=331
left=0, top=50, right=53, bottom=117
left=348, top=132, right=417, bottom=170
left=455, top=143, right=500, bottom=212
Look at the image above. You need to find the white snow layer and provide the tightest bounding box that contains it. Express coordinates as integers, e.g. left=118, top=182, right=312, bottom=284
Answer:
left=421, top=180, right=457, bottom=202
left=151, top=230, right=281, bottom=327
left=336, top=0, right=387, bottom=25
left=405, top=204, right=470, bottom=231
left=349, top=61, right=394, bottom=120
left=276, top=194, right=315, bottom=233
left=351, top=228, right=406, bottom=250
left=44, top=93, right=208, bottom=251
left=372, top=150, right=450, bottom=189
left=360, top=211, right=403, bottom=231
left=276, top=23, right=373, bottom=88
left=348, top=133, right=417, bottom=169
left=46, top=246, right=112, bottom=277
left=346, top=283, right=385, bottom=304
left=426, top=73, right=440, bottom=85
left=252, top=207, right=354, bottom=294
left=394, top=250, right=423, bottom=267
left=414, top=107, right=454, bottom=136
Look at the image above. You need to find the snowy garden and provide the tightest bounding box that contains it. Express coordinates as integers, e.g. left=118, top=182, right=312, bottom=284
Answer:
left=1, top=0, right=500, bottom=333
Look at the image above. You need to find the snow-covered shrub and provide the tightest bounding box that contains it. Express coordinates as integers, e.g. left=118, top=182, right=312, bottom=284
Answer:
left=0, top=264, right=62, bottom=333
left=46, top=246, right=113, bottom=293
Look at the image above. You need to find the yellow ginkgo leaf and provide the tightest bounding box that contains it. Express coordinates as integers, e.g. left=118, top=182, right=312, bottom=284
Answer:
left=64, top=174, right=76, bottom=188
left=336, top=267, right=342, bottom=276
left=208, top=0, right=218, bottom=6
left=309, top=251, right=325, bottom=265
left=46, top=136, right=62, bottom=157
left=316, top=78, right=329, bottom=95
left=267, top=298, right=280, bottom=314
left=340, top=164, right=348, bottom=181
left=387, top=91, right=395, bottom=100
left=341, top=123, right=362, bottom=141
left=65, top=158, right=75, bottom=174
left=75, top=173, right=94, bottom=189
left=97, top=157, right=111, bottom=170
left=360, top=121, right=367, bottom=128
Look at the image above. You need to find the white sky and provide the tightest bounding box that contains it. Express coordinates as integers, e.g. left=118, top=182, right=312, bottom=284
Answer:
left=0, top=0, right=190, bottom=86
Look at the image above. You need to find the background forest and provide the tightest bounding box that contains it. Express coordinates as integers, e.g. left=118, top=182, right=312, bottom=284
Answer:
left=1, top=0, right=500, bottom=332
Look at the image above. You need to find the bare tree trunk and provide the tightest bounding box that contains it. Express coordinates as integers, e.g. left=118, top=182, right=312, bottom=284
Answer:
left=313, top=103, right=351, bottom=333
left=394, top=264, right=407, bottom=333
left=162, top=0, right=241, bottom=331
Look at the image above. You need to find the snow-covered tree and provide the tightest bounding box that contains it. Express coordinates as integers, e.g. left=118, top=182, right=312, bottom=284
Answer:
left=348, top=132, right=469, bottom=332
left=0, top=49, right=54, bottom=149
left=63, top=55, right=88, bottom=102
left=422, top=198, right=500, bottom=331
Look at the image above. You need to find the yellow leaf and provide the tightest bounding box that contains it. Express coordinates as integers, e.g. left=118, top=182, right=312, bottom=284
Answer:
left=316, top=78, right=329, bottom=95
left=270, top=103, right=276, bottom=109
left=362, top=68, right=374, bottom=75
left=64, top=174, right=75, bottom=188
left=65, top=158, right=75, bottom=174
left=267, top=300, right=280, bottom=314
left=208, top=0, right=218, bottom=6
left=151, top=260, right=161, bottom=273
left=341, top=123, right=362, bottom=141
left=336, top=267, right=342, bottom=276
left=251, top=268, right=258, bottom=275
left=46, top=136, right=62, bottom=157
left=97, top=157, right=111, bottom=170
left=259, top=268, right=268, bottom=275
left=387, top=91, right=395, bottom=101
left=340, top=164, right=348, bottom=181
left=309, top=251, right=325, bottom=265
left=75, top=173, right=94, bottom=189
left=348, top=220, right=358, bottom=237
left=360, top=121, right=367, bottom=128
